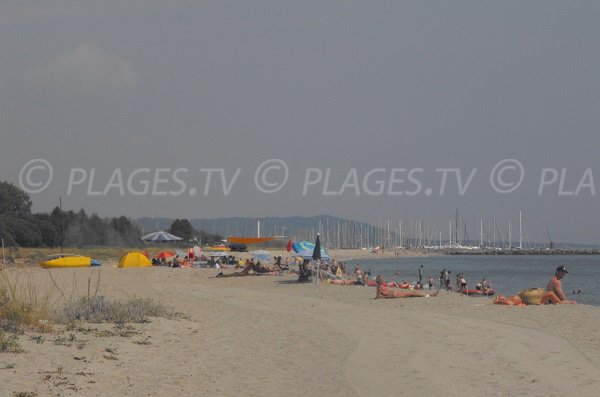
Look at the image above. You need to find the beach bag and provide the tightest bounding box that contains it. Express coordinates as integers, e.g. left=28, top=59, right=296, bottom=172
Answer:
left=518, top=288, right=545, bottom=305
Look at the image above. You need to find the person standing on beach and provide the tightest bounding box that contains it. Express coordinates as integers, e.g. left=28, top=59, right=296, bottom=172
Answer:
left=418, top=265, right=423, bottom=283
left=428, top=275, right=434, bottom=290
left=459, top=274, right=467, bottom=292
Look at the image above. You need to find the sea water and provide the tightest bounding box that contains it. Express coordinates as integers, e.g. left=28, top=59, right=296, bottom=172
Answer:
left=351, top=255, right=599, bottom=306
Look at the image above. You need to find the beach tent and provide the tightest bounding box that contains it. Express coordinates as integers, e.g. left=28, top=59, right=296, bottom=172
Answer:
left=118, top=251, right=152, bottom=268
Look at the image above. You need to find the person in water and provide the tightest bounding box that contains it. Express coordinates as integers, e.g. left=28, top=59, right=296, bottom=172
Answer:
left=375, top=275, right=438, bottom=299
left=493, top=265, right=576, bottom=305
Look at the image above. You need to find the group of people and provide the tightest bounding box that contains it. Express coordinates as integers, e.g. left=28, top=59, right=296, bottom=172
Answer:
left=216, top=258, right=279, bottom=277
left=374, top=274, right=438, bottom=299
left=439, top=269, right=453, bottom=290
left=437, top=269, right=487, bottom=293
left=214, top=254, right=578, bottom=306
left=376, top=264, right=577, bottom=304
left=152, top=255, right=192, bottom=268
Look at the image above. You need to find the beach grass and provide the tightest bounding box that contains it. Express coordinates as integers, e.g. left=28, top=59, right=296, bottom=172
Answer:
left=0, top=261, right=179, bottom=340
left=52, top=296, right=173, bottom=325
left=0, top=268, right=54, bottom=332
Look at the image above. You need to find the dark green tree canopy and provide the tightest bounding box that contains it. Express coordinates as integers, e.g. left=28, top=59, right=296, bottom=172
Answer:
left=0, top=181, right=32, bottom=216
left=0, top=181, right=220, bottom=248
left=169, top=219, right=194, bottom=240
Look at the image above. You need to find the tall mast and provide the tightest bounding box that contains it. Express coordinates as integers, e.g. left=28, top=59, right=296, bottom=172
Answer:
left=480, top=218, right=483, bottom=247
left=493, top=216, right=496, bottom=250
left=454, top=209, right=459, bottom=246
left=519, top=211, right=523, bottom=250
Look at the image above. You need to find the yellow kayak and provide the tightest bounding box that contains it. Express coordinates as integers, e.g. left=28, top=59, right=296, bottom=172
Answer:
left=39, top=254, right=101, bottom=268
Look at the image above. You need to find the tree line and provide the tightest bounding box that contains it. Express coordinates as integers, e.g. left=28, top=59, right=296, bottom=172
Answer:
left=0, top=181, right=222, bottom=247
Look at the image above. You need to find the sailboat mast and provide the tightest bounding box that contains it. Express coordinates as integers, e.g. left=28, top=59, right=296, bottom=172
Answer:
left=519, top=211, right=523, bottom=250
left=480, top=218, right=483, bottom=248
left=493, top=216, right=496, bottom=250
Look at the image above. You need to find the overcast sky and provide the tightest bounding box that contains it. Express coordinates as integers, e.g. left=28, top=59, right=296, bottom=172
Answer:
left=1, top=1, right=599, bottom=244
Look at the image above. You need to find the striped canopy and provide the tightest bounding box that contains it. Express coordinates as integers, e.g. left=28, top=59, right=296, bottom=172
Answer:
left=141, top=231, right=183, bottom=242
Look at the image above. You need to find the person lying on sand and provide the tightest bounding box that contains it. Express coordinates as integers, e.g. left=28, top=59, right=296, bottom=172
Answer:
left=216, top=262, right=253, bottom=277
left=375, top=275, right=438, bottom=299
left=493, top=266, right=576, bottom=305
left=252, top=261, right=278, bottom=274
left=329, top=274, right=365, bottom=285
left=492, top=291, right=569, bottom=306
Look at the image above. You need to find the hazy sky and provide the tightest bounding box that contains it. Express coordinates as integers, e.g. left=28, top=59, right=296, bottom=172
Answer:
left=1, top=1, right=599, bottom=244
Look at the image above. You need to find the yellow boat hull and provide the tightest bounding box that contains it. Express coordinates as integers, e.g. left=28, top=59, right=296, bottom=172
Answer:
left=40, top=256, right=93, bottom=268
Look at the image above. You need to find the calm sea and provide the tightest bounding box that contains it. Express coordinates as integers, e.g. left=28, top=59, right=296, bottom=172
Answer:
left=351, top=255, right=599, bottom=306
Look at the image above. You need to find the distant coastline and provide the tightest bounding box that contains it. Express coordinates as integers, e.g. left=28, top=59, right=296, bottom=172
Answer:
left=440, top=248, right=600, bottom=255
left=331, top=248, right=600, bottom=260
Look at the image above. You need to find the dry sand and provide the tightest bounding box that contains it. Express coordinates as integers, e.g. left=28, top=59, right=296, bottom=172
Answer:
left=2, top=262, right=599, bottom=397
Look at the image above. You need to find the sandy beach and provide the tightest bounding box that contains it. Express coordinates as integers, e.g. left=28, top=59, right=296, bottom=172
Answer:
left=2, top=261, right=600, bottom=397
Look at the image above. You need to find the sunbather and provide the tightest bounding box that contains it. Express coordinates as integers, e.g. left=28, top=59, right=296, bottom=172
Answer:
left=252, top=261, right=278, bottom=274
left=216, top=262, right=253, bottom=277
left=375, top=275, right=437, bottom=299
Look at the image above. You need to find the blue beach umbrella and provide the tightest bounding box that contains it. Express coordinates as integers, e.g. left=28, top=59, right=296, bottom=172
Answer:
left=291, top=240, right=330, bottom=260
